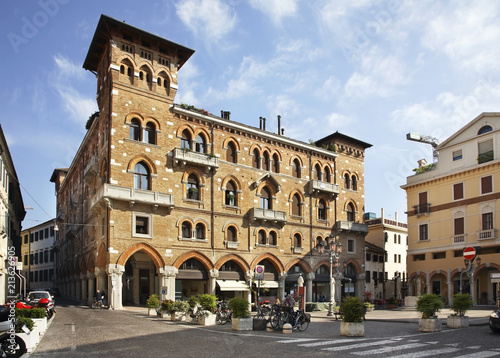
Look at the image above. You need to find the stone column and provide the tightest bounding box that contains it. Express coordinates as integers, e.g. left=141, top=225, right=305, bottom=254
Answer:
left=279, top=272, right=287, bottom=302
left=107, top=264, right=125, bottom=309
left=447, top=268, right=452, bottom=305
left=209, top=269, right=219, bottom=295
left=158, top=266, right=178, bottom=301
left=245, top=271, right=252, bottom=304
left=80, top=273, right=87, bottom=303
left=306, top=272, right=315, bottom=302
left=426, top=270, right=431, bottom=294
left=75, top=275, right=81, bottom=300
left=87, top=272, right=95, bottom=305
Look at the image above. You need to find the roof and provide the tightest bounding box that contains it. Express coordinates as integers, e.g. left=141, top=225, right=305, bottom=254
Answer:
left=316, top=131, right=372, bottom=149
left=365, top=241, right=386, bottom=253
left=83, top=14, right=195, bottom=72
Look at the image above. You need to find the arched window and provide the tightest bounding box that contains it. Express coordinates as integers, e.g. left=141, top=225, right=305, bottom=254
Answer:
left=225, top=181, right=237, bottom=206
left=196, top=134, right=206, bottom=153
left=157, top=77, right=162, bottom=87
left=293, top=233, right=302, bottom=248
left=258, top=230, right=266, bottom=245
left=352, top=176, right=357, bottom=191
left=292, top=193, right=301, bottom=216
left=181, top=129, right=191, bottom=149
left=269, top=231, right=277, bottom=246
left=226, top=142, right=237, bottom=163
left=181, top=222, right=192, bottom=238
left=478, top=125, right=493, bottom=135
left=316, top=236, right=325, bottom=252
left=260, top=187, right=271, bottom=209
left=144, top=122, right=156, bottom=144
left=324, top=166, right=331, bottom=183
left=272, top=153, right=279, bottom=173
left=263, top=152, right=270, bottom=171
left=120, top=65, right=125, bottom=74
left=252, top=148, right=260, bottom=169
left=133, top=162, right=150, bottom=190
left=318, top=199, right=326, bottom=220
left=315, top=164, right=322, bottom=180
left=227, top=226, right=237, bottom=242
left=344, top=174, right=351, bottom=190
left=195, top=223, right=205, bottom=240
left=292, top=158, right=301, bottom=178
left=130, top=118, right=141, bottom=141
left=346, top=203, right=355, bottom=222
left=187, top=174, right=199, bottom=200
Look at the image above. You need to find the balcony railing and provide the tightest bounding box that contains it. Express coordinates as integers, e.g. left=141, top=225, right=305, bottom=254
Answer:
left=334, top=221, right=368, bottom=233
left=173, top=148, right=219, bottom=172
left=413, top=203, right=431, bottom=216
left=84, top=156, right=98, bottom=183
left=452, top=235, right=465, bottom=244
left=89, top=183, right=174, bottom=211
left=478, top=229, right=496, bottom=240
left=478, top=151, right=494, bottom=164
left=309, top=180, right=339, bottom=195
left=224, top=241, right=240, bottom=249
left=249, top=208, right=287, bottom=225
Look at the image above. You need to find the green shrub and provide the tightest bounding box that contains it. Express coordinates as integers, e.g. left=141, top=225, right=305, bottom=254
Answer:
left=16, top=317, right=33, bottom=332
left=188, top=296, right=198, bottom=308
left=450, top=293, right=473, bottom=317
left=387, top=297, right=397, bottom=305
left=228, top=298, right=250, bottom=318
left=340, top=296, right=365, bottom=323
left=416, top=294, right=443, bottom=319
left=15, top=308, right=46, bottom=318
left=198, top=294, right=217, bottom=313
left=161, top=299, right=174, bottom=313
left=146, top=294, right=160, bottom=309
left=171, top=300, right=190, bottom=313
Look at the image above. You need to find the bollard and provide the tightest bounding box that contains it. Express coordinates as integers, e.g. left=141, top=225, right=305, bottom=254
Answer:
left=282, top=323, right=292, bottom=334
left=266, top=322, right=273, bottom=332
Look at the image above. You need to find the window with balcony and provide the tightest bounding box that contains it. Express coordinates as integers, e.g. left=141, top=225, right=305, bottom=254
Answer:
left=318, top=199, right=326, bottom=220
left=181, top=129, right=192, bottom=149
left=324, top=166, right=331, bottom=183
left=478, top=139, right=494, bottom=164
left=195, top=134, right=206, bottom=153
left=481, top=175, right=493, bottom=194
left=453, top=182, right=464, bottom=200
left=187, top=174, right=199, bottom=200
left=419, top=223, right=428, bottom=241
left=346, top=203, right=355, bottom=221
left=315, top=164, right=321, bottom=180
left=482, top=212, right=493, bottom=230
left=226, top=142, right=237, bottom=163
left=260, top=187, right=271, bottom=209
left=133, top=162, right=150, bottom=190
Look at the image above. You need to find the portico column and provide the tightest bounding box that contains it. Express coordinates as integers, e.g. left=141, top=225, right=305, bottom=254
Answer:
left=447, top=268, right=452, bottom=305
left=158, top=266, right=178, bottom=301
left=107, top=264, right=125, bottom=310
left=426, top=270, right=431, bottom=294
left=209, top=269, right=219, bottom=295
left=87, top=272, right=95, bottom=305
left=279, top=272, right=287, bottom=302
left=80, top=273, right=87, bottom=303
left=75, top=275, right=81, bottom=300
left=306, top=272, right=315, bottom=302
left=245, top=271, right=253, bottom=304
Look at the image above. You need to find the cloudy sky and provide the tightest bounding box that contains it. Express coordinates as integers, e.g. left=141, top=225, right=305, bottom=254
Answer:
left=2, top=0, right=500, bottom=228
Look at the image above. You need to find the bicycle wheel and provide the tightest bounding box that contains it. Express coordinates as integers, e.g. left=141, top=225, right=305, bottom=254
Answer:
left=269, top=311, right=281, bottom=330
left=296, top=312, right=310, bottom=331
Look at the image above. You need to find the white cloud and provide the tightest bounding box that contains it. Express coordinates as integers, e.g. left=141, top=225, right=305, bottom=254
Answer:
left=53, top=54, right=86, bottom=80
left=248, top=0, right=298, bottom=26
left=175, top=0, right=237, bottom=42
left=55, top=86, right=97, bottom=125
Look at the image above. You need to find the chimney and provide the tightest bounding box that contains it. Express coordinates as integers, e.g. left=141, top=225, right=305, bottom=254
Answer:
left=221, top=110, right=231, bottom=120
left=262, top=117, right=266, bottom=131
left=278, top=115, right=281, bottom=135
left=259, top=117, right=262, bottom=129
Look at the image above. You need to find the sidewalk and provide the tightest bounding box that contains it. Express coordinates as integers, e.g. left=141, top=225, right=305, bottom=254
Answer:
left=308, top=306, right=494, bottom=326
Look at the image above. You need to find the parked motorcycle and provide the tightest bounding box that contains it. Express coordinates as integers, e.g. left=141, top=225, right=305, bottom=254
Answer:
left=16, top=298, right=55, bottom=319
left=0, top=306, right=27, bottom=358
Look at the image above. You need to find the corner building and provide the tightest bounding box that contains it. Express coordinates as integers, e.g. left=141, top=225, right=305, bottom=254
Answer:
left=51, top=15, right=371, bottom=308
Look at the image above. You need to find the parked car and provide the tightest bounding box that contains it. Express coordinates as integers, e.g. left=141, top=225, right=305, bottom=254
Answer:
left=27, top=290, right=54, bottom=304
left=489, top=308, right=500, bottom=333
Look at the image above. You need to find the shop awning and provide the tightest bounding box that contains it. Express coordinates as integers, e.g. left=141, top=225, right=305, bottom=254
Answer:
left=262, top=281, right=279, bottom=288
left=216, top=280, right=249, bottom=291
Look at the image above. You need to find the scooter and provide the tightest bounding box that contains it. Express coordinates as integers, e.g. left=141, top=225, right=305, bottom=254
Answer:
left=0, top=306, right=27, bottom=358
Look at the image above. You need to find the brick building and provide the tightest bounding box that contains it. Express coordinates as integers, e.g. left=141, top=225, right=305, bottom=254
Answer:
left=50, top=15, right=371, bottom=308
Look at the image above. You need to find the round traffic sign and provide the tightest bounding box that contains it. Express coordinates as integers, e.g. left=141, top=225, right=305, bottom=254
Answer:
left=256, top=265, right=264, bottom=274
left=463, top=246, right=476, bottom=260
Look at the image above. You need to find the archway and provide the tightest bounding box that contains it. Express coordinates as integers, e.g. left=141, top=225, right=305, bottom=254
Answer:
left=123, top=251, right=158, bottom=305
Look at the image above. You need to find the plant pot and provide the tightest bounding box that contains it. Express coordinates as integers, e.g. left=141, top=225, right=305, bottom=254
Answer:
left=253, top=317, right=267, bottom=330
left=17, top=332, right=39, bottom=353
left=340, top=322, right=364, bottom=337
left=199, top=313, right=216, bottom=326
left=32, top=317, right=48, bottom=335
left=171, top=312, right=186, bottom=321
left=232, top=317, right=253, bottom=331
left=447, top=315, right=469, bottom=329
left=418, top=318, right=442, bottom=332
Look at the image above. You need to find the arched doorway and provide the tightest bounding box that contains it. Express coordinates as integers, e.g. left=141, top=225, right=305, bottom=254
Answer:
left=123, top=251, right=158, bottom=305
left=254, top=259, right=279, bottom=304
left=215, top=260, right=247, bottom=301
left=313, top=264, right=329, bottom=302
left=176, top=258, right=209, bottom=300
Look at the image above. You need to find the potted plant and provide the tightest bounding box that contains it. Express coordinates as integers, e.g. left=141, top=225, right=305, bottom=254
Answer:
left=416, top=294, right=443, bottom=332
left=387, top=296, right=397, bottom=309
left=197, top=294, right=217, bottom=326
left=447, top=293, right=473, bottom=328
left=340, top=296, right=365, bottom=337
left=146, top=294, right=160, bottom=316
left=170, top=300, right=190, bottom=321
left=228, top=297, right=252, bottom=331
left=159, top=299, right=173, bottom=319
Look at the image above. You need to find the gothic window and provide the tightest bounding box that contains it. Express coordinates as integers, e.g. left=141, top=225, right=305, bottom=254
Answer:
left=130, top=118, right=141, bottom=141
left=181, top=222, right=192, bottom=239
left=352, top=176, right=357, bottom=191
left=144, top=122, right=156, bottom=145
left=293, top=233, right=302, bottom=248
left=315, top=164, right=321, bottom=180
left=133, top=162, right=150, bottom=190
left=196, top=134, right=206, bottom=153
left=318, top=199, right=326, bottom=220
left=187, top=174, right=199, bottom=200
left=252, top=148, right=260, bottom=169
left=181, top=129, right=191, bottom=149
left=344, top=174, right=351, bottom=190
left=346, top=202, right=355, bottom=221
left=195, top=223, right=205, bottom=240
left=272, top=153, right=279, bottom=173
left=227, top=141, right=237, bottom=163
left=263, top=152, right=270, bottom=171
left=225, top=181, right=237, bottom=206
left=260, top=187, right=271, bottom=209
left=324, top=166, right=331, bottom=183
left=291, top=193, right=301, bottom=216
left=269, top=231, right=277, bottom=246
left=258, top=230, right=266, bottom=245
left=227, top=226, right=237, bottom=242
left=292, top=159, right=301, bottom=178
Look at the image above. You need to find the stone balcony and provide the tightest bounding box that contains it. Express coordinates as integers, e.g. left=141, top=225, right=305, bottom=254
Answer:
left=89, top=183, right=174, bottom=211
left=334, top=220, right=368, bottom=234
left=172, top=148, right=219, bottom=173
left=309, top=179, right=339, bottom=196
left=478, top=229, right=496, bottom=240
left=413, top=203, right=431, bottom=216
left=84, top=156, right=98, bottom=183
left=249, top=208, right=287, bottom=226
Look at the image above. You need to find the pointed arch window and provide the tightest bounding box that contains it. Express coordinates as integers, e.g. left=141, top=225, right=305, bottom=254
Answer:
left=263, top=152, right=270, bottom=171
left=195, top=223, right=205, bottom=240
left=225, top=181, right=237, bottom=206
left=318, top=199, right=326, bottom=220
left=133, top=162, right=150, bottom=190
left=181, top=221, right=192, bottom=239
left=227, top=141, right=237, bottom=163
left=292, top=159, right=301, bottom=178
left=258, top=230, right=266, bottom=245
left=187, top=174, right=199, bottom=200
left=352, top=176, right=357, bottom=191
left=269, top=231, right=277, bottom=246
left=272, top=153, right=279, bottom=173
left=252, top=149, right=260, bottom=169
left=260, top=187, right=271, bottom=209
left=293, top=233, right=302, bottom=248
left=181, top=130, right=191, bottom=149
left=344, top=174, right=351, bottom=190
left=291, top=193, right=301, bottom=216
left=227, top=226, right=237, bottom=242
left=346, top=203, right=355, bottom=222
left=144, top=122, right=156, bottom=144
left=130, top=118, right=141, bottom=141
left=196, top=134, right=206, bottom=153
left=316, top=236, right=325, bottom=253
left=324, top=166, right=331, bottom=183
left=315, top=164, right=322, bottom=180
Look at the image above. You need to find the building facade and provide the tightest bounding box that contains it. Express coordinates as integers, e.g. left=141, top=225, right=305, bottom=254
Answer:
left=365, top=209, right=408, bottom=301
left=402, top=113, right=500, bottom=305
left=50, top=15, right=371, bottom=308
left=0, top=125, right=26, bottom=303
left=20, top=220, right=56, bottom=292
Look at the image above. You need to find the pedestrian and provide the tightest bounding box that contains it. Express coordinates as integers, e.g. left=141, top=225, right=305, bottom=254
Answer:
left=100, top=289, right=106, bottom=306
left=95, top=290, right=102, bottom=305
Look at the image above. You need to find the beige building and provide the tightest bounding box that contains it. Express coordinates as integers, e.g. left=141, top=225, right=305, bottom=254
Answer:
left=402, top=113, right=500, bottom=305
left=50, top=15, right=371, bottom=308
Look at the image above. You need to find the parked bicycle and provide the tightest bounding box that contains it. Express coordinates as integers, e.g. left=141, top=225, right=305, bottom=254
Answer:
left=188, top=303, right=207, bottom=323
left=91, top=298, right=104, bottom=309
left=269, top=304, right=310, bottom=331
left=254, top=300, right=272, bottom=320
left=215, top=300, right=231, bottom=325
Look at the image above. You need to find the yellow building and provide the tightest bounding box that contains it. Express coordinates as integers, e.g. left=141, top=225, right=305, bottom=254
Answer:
left=50, top=15, right=371, bottom=308
left=402, top=113, right=500, bottom=305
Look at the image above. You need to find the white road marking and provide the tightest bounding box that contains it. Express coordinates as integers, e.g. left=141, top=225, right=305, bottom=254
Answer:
left=321, top=339, right=397, bottom=351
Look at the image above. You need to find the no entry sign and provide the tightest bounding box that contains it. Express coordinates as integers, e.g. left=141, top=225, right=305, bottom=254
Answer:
left=463, top=247, right=476, bottom=260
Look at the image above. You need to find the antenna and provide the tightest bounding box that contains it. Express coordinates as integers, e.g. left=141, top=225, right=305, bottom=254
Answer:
left=406, top=133, right=439, bottom=163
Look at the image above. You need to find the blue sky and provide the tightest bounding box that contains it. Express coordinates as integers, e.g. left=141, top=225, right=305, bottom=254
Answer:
left=2, top=0, right=500, bottom=229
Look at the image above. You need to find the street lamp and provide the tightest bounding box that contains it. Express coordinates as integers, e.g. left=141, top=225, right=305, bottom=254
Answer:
left=326, top=235, right=342, bottom=316
left=393, top=271, right=400, bottom=301
left=459, top=256, right=481, bottom=293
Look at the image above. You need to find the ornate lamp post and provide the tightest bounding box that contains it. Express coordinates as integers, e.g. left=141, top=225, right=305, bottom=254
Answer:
left=326, top=235, right=342, bottom=316
left=459, top=256, right=481, bottom=293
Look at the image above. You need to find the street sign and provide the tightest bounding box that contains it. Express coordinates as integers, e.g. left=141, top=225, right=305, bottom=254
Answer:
left=255, top=265, right=264, bottom=280
left=463, top=246, right=476, bottom=260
